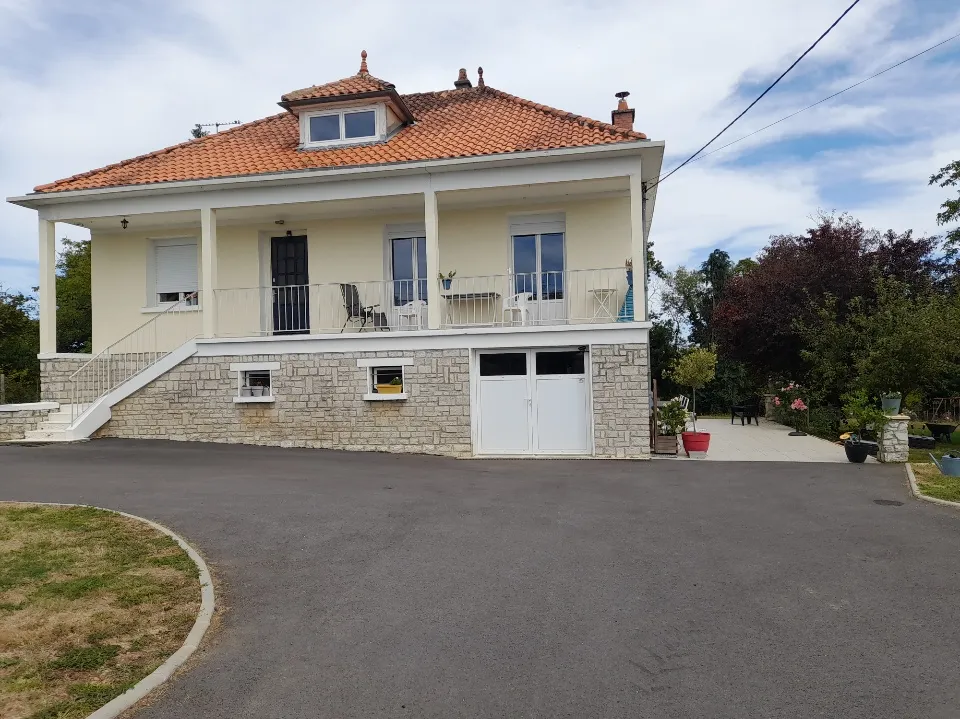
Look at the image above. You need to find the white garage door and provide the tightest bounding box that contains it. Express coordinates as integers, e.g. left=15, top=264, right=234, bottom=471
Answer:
left=477, top=349, right=590, bottom=455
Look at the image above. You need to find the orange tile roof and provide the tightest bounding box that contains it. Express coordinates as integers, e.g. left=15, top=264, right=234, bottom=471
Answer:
left=280, top=73, right=395, bottom=102
left=35, top=82, right=648, bottom=194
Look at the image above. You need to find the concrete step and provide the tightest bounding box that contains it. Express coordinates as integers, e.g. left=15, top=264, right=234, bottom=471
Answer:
left=24, top=428, right=70, bottom=441
left=38, top=419, right=72, bottom=430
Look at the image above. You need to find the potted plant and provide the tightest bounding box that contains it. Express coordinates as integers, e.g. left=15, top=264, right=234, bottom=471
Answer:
left=240, top=385, right=252, bottom=397
left=669, top=347, right=717, bottom=458
left=657, top=400, right=688, bottom=454
left=624, top=258, right=633, bottom=288
left=881, top=392, right=902, bottom=415
left=376, top=376, right=404, bottom=394
left=438, top=270, right=456, bottom=291
left=840, top=390, right=889, bottom=463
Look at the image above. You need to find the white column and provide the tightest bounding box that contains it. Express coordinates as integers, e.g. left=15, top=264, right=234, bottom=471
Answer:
left=38, top=218, right=57, bottom=353
left=424, top=189, right=441, bottom=330
left=629, top=171, right=646, bottom=322
left=200, top=207, right=218, bottom=338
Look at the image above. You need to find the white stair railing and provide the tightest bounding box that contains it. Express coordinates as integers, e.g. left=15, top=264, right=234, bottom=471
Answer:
left=69, top=293, right=202, bottom=423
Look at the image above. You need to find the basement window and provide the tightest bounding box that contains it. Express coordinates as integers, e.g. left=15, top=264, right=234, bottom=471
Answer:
left=358, top=357, right=412, bottom=401
left=231, top=362, right=279, bottom=403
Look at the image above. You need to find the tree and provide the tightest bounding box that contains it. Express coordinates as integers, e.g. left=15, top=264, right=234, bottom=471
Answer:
left=930, top=160, right=960, bottom=256
left=56, top=238, right=92, bottom=354
left=799, top=279, right=960, bottom=404
left=713, top=213, right=940, bottom=386
left=732, top=257, right=758, bottom=276
left=649, top=318, right=681, bottom=399
left=190, top=124, right=209, bottom=139
left=660, top=250, right=737, bottom=348
left=646, top=240, right=667, bottom=280
left=669, top=347, right=717, bottom=432
left=0, top=288, right=40, bottom=403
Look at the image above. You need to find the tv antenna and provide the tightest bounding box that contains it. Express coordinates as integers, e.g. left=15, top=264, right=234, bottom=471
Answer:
left=197, top=120, right=241, bottom=133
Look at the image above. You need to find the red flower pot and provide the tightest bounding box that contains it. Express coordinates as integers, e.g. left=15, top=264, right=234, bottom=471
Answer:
left=681, top=431, right=711, bottom=458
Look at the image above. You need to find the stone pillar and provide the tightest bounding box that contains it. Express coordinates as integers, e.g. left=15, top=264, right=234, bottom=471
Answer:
left=38, top=218, right=57, bottom=353
left=763, top=393, right=776, bottom=418
left=424, top=188, right=441, bottom=330
left=879, top=414, right=909, bottom=463
left=200, top=207, right=218, bottom=338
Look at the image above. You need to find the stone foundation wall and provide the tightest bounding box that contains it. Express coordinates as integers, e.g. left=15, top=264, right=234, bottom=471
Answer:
left=592, top=343, right=651, bottom=458
left=0, top=403, right=57, bottom=441
left=95, top=341, right=651, bottom=458
left=97, top=350, right=473, bottom=457
left=40, top=356, right=91, bottom=403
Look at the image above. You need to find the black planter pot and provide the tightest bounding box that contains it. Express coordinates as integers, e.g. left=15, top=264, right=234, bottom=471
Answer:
left=844, top=440, right=869, bottom=463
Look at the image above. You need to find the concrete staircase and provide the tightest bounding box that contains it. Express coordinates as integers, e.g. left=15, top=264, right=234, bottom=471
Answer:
left=23, top=405, right=82, bottom=442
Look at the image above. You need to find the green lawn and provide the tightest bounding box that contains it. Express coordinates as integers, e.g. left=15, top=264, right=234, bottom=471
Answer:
left=911, top=463, right=960, bottom=503
left=0, top=505, right=200, bottom=719
left=906, top=421, right=960, bottom=466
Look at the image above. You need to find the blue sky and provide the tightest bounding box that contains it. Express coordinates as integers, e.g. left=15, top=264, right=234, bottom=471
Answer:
left=1, top=0, right=958, bottom=293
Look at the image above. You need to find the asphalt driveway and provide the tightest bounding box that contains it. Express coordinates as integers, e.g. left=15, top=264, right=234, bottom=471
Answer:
left=1, top=440, right=958, bottom=719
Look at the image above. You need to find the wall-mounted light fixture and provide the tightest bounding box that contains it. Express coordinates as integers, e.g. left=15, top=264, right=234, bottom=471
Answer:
left=274, top=219, right=285, bottom=225
left=120, top=217, right=129, bottom=230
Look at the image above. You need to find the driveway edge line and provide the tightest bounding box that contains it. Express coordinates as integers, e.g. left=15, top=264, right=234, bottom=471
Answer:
left=3, top=501, right=216, bottom=719
left=904, top=464, right=960, bottom=510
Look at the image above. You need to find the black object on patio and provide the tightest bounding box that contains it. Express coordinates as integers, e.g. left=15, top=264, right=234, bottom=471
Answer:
left=731, top=396, right=761, bottom=426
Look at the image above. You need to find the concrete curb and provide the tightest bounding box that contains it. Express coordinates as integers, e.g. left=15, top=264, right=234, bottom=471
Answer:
left=1, top=501, right=215, bottom=719
left=904, top=464, right=960, bottom=511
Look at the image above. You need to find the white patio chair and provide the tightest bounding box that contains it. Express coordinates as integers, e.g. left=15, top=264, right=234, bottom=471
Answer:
left=503, top=292, right=534, bottom=326
left=397, top=299, right=426, bottom=330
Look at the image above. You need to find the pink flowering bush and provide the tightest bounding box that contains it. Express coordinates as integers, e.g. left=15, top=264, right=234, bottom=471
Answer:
left=773, top=382, right=808, bottom=431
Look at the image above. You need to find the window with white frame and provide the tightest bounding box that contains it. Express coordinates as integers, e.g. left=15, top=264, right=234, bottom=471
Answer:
left=301, top=106, right=381, bottom=148
left=358, top=357, right=412, bottom=400
left=153, top=238, right=198, bottom=307
left=231, top=362, right=279, bottom=403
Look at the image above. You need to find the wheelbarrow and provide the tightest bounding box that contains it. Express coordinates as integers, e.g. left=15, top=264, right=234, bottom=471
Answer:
left=930, top=453, right=960, bottom=477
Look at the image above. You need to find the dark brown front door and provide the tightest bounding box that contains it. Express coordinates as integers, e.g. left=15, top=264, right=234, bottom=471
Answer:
left=271, top=235, right=309, bottom=334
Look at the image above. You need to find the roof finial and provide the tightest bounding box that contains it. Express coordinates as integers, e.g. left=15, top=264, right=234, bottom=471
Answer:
left=359, top=50, right=368, bottom=75
left=477, top=66, right=485, bottom=89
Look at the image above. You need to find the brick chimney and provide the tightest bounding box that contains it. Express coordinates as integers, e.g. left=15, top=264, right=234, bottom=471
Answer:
left=611, top=91, right=635, bottom=131
left=454, top=68, right=472, bottom=89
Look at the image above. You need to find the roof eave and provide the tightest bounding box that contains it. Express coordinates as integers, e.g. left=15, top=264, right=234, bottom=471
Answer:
left=8, top=140, right=663, bottom=209
left=277, top=89, right=415, bottom=123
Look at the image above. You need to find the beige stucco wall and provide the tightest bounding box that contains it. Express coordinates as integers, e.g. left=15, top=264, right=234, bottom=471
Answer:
left=90, top=196, right=633, bottom=351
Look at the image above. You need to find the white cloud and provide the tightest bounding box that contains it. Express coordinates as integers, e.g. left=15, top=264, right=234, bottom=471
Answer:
left=1, top=0, right=958, bottom=287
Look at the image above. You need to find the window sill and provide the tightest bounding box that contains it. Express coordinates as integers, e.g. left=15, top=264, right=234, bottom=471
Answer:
left=363, top=393, right=408, bottom=401
left=233, top=396, right=275, bottom=404
left=140, top=305, right=201, bottom=314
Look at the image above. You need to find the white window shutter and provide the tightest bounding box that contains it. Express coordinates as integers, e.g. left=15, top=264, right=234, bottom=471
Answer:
left=155, top=242, right=198, bottom=294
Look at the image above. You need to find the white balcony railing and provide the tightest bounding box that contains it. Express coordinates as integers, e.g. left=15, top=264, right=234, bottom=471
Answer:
left=213, top=268, right=635, bottom=337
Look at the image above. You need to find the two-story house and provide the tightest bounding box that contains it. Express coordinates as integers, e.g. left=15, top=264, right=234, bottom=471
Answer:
left=7, top=52, right=663, bottom=457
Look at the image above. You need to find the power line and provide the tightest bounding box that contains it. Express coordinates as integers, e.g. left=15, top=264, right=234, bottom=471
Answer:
left=680, top=31, right=960, bottom=167
left=652, top=0, right=863, bottom=189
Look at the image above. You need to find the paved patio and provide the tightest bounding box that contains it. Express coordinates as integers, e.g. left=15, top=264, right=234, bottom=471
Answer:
left=684, top=417, right=871, bottom=462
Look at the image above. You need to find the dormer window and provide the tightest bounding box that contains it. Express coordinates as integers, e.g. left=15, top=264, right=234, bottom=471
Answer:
left=301, top=106, right=382, bottom=148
